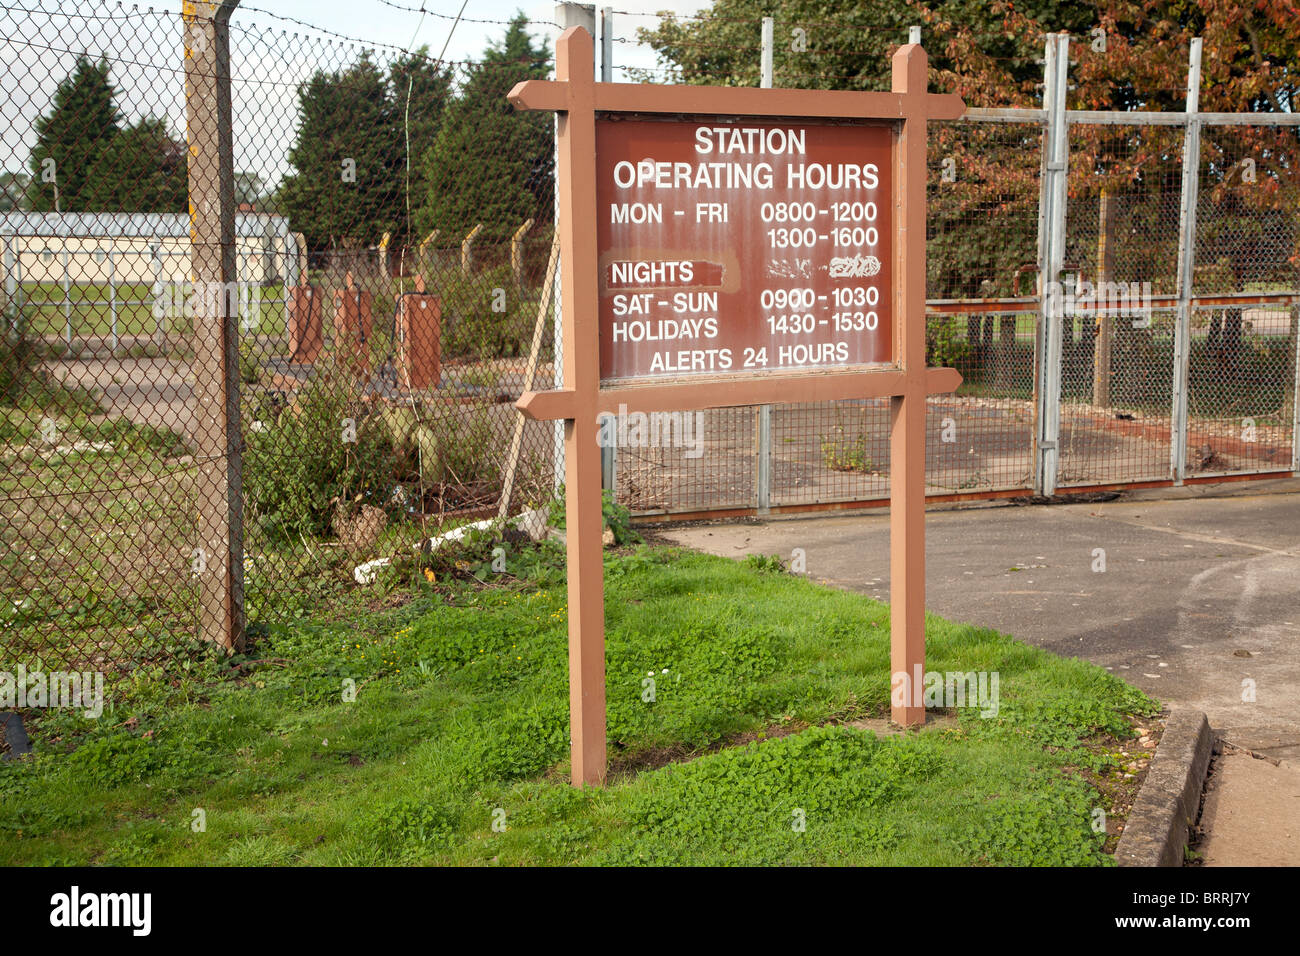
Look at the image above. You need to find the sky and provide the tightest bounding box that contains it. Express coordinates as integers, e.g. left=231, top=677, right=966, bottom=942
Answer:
left=0, top=0, right=716, bottom=189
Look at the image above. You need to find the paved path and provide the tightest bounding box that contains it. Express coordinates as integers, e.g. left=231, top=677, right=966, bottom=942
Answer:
left=48, top=356, right=194, bottom=436
left=1199, top=751, right=1300, bottom=865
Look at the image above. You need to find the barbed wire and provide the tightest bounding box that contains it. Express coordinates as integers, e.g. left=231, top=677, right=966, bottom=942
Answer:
left=2, top=30, right=552, bottom=92
left=370, top=0, right=560, bottom=30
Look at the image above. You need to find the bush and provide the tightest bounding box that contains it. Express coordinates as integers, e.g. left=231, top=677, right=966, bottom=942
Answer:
left=926, top=315, right=972, bottom=369
left=414, top=403, right=498, bottom=487
left=430, top=264, right=540, bottom=360
left=244, top=357, right=403, bottom=541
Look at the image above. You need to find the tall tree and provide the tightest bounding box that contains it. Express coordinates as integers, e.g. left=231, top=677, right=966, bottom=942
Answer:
left=389, top=49, right=454, bottom=241
left=29, top=56, right=121, bottom=212
left=82, top=118, right=187, bottom=213
left=640, top=0, right=1300, bottom=297
left=419, top=14, right=554, bottom=245
left=279, top=55, right=397, bottom=249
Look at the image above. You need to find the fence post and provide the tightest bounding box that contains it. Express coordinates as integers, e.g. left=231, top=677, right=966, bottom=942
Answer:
left=0, top=238, right=8, bottom=332
left=600, top=7, right=614, bottom=82
left=595, top=8, right=617, bottom=492
left=1289, top=306, right=1299, bottom=474
left=184, top=0, right=244, bottom=652
left=1170, top=38, right=1203, bottom=485
left=1290, top=306, right=1299, bottom=474
left=1, top=237, right=12, bottom=332
left=414, top=229, right=434, bottom=278
left=460, top=223, right=482, bottom=276
left=60, top=247, right=71, bottom=347
left=151, top=243, right=165, bottom=344
left=511, top=218, right=534, bottom=293
left=3, top=237, right=23, bottom=334
left=1033, top=33, right=1069, bottom=496
left=107, top=247, right=119, bottom=353
left=1093, top=188, right=1115, bottom=407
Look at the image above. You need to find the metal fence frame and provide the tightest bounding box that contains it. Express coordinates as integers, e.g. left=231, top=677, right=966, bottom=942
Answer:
left=606, top=19, right=1299, bottom=519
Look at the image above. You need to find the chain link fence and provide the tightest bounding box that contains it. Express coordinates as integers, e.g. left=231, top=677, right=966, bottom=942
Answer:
left=616, top=35, right=1299, bottom=515
left=2, top=3, right=559, bottom=668
left=2, top=4, right=1298, bottom=668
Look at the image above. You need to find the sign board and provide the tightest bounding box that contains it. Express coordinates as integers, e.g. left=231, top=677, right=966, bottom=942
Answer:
left=510, top=27, right=965, bottom=786
left=596, top=118, right=894, bottom=382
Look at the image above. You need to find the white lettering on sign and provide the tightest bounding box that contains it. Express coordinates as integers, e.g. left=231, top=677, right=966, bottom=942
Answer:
left=611, top=317, right=718, bottom=343
left=611, top=202, right=662, bottom=224
left=609, top=260, right=695, bottom=285
left=613, top=160, right=776, bottom=191
left=787, top=163, right=880, bottom=190
left=693, top=125, right=807, bottom=155
left=598, top=118, right=893, bottom=381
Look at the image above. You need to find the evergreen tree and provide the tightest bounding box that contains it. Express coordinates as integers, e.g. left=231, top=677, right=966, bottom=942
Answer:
left=389, top=49, right=453, bottom=240
left=419, top=14, right=554, bottom=244
left=83, top=118, right=187, bottom=214
left=279, top=55, right=396, bottom=249
left=29, top=56, right=121, bottom=212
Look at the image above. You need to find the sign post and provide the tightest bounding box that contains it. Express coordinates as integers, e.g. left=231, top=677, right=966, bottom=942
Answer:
left=512, top=27, right=964, bottom=786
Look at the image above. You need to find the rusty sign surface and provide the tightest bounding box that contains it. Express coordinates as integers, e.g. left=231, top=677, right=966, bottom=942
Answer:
left=597, top=117, right=894, bottom=383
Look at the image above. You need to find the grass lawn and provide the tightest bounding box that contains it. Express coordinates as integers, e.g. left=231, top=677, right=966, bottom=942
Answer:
left=17, top=282, right=291, bottom=340
left=0, top=540, right=1159, bottom=867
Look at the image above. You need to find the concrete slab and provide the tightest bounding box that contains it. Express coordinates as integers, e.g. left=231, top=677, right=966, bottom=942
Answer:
left=1199, top=752, right=1300, bottom=866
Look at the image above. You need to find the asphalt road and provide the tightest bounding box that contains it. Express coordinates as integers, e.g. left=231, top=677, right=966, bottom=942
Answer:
left=659, top=483, right=1300, bottom=762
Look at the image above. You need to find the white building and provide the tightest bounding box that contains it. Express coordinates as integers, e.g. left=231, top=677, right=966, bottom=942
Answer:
left=1, top=210, right=303, bottom=288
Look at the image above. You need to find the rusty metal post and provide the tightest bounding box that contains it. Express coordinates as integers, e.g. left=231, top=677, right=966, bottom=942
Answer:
left=184, top=0, right=243, bottom=651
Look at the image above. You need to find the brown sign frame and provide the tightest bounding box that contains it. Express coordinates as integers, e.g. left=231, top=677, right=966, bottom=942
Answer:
left=510, top=27, right=965, bottom=786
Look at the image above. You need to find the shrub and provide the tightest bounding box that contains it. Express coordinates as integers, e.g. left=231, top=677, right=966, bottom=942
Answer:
left=430, top=264, right=540, bottom=360
left=243, top=356, right=403, bottom=541
left=926, top=315, right=971, bottom=369
left=413, top=402, right=498, bottom=487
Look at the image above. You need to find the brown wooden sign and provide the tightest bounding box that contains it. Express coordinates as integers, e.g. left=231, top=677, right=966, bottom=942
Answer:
left=510, top=27, right=965, bottom=787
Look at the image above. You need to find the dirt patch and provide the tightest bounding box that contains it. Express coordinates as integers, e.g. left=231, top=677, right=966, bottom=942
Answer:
left=1069, top=711, right=1168, bottom=856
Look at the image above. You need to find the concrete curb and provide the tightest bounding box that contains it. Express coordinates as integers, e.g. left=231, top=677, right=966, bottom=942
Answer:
left=1115, top=709, right=1215, bottom=867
